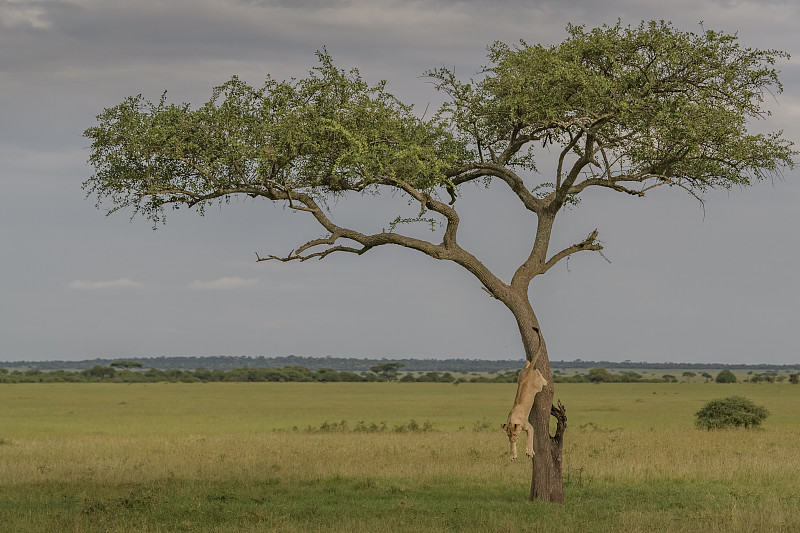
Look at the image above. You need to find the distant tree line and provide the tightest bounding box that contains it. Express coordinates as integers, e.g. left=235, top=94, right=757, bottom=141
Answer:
left=3, top=355, right=799, bottom=375
left=553, top=368, right=800, bottom=384
left=0, top=365, right=370, bottom=384
left=1, top=355, right=524, bottom=373
left=554, top=368, right=662, bottom=383
left=3, top=363, right=796, bottom=385
left=0, top=364, right=498, bottom=384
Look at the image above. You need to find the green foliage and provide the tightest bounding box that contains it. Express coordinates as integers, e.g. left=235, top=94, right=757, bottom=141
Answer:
left=0, top=365, right=371, bottom=384
left=587, top=368, right=614, bottom=382
left=554, top=368, right=663, bottom=384
left=619, top=371, right=642, bottom=381
left=84, top=22, right=794, bottom=229
left=749, top=373, right=777, bottom=384
left=431, top=20, right=795, bottom=194
left=716, top=369, right=738, bottom=383
left=415, top=371, right=456, bottom=383
left=790, top=373, right=800, bottom=385
left=695, top=395, right=770, bottom=430
left=370, top=362, right=404, bottom=381
left=110, top=360, right=143, bottom=369
left=467, top=370, right=519, bottom=383
left=83, top=51, right=466, bottom=224
left=0, top=364, right=470, bottom=384
left=3, top=363, right=795, bottom=386
left=82, top=365, right=116, bottom=380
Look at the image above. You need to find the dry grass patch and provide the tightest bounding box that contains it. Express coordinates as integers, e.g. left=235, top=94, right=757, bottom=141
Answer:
left=2, top=382, right=800, bottom=531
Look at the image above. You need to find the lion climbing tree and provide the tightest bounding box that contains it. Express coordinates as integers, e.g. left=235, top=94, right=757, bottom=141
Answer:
left=84, top=21, right=795, bottom=502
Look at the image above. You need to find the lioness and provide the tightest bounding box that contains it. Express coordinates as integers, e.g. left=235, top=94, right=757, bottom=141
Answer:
left=501, top=362, right=547, bottom=461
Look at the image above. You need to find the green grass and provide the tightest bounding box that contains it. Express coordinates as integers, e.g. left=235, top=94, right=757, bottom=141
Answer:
left=1, top=382, right=799, bottom=531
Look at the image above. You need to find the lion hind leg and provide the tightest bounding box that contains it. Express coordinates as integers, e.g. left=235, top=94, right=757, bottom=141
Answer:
left=524, top=422, right=535, bottom=457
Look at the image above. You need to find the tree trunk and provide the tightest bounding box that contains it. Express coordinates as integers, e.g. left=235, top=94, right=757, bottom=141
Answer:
left=509, top=297, right=566, bottom=503
left=527, top=346, right=566, bottom=503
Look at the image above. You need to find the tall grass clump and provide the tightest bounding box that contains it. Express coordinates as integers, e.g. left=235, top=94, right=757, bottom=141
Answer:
left=695, top=395, right=770, bottom=430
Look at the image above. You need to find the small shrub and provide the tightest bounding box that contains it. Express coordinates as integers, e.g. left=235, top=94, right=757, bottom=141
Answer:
left=715, top=370, right=737, bottom=383
left=695, top=396, right=769, bottom=430
left=393, top=419, right=434, bottom=433
left=318, top=420, right=348, bottom=432
left=472, top=418, right=492, bottom=432
left=354, top=421, right=388, bottom=433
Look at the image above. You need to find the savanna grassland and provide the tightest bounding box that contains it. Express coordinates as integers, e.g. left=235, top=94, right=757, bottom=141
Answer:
left=1, top=382, right=799, bottom=532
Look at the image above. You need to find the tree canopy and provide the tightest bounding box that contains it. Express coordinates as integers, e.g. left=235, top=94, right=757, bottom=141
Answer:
left=441, top=22, right=793, bottom=198
left=84, top=21, right=795, bottom=271
left=84, top=21, right=795, bottom=319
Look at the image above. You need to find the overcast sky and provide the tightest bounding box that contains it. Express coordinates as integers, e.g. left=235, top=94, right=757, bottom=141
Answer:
left=1, top=0, right=798, bottom=364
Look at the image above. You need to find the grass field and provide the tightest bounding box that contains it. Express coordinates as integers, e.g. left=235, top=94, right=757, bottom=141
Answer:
left=1, top=382, right=799, bottom=532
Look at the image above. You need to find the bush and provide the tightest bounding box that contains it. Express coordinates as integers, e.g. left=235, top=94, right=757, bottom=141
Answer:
left=715, top=370, right=737, bottom=383
left=695, top=396, right=769, bottom=430
left=587, top=368, right=613, bottom=382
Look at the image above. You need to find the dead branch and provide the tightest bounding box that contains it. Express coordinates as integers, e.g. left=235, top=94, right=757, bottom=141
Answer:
left=542, top=229, right=603, bottom=274
left=550, top=399, right=567, bottom=440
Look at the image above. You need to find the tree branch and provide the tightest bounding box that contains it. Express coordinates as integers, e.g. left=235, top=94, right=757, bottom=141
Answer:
left=568, top=178, right=647, bottom=197
left=446, top=162, right=545, bottom=213
left=256, top=237, right=371, bottom=262
left=176, top=156, right=221, bottom=188
left=376, top=177, right=462, bottom=249
left=640, top=175, right=707, bottom=205
left=556, top=131, right=583, bottom=191
left=497, top=126, right=549, bottom=164
left=250, top=180, right=514, bottom=303
left=542, top=229, right=603, bottom=274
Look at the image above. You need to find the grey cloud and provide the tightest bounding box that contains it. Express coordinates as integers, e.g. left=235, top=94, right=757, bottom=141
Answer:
left=235, top=0, right=356, bottom=7
left=1, top=0, right=798, bottom=362
left=189, top=277, right=263, bottom=291
left=0, top=2, right=50, bottom=29
left=67, top=278, right=143, bottom=290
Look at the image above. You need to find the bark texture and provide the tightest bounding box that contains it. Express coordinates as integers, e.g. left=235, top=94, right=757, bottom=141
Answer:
left=524, top=339, right=566, bottom=503
left=507, top=300, right=566, bottom=503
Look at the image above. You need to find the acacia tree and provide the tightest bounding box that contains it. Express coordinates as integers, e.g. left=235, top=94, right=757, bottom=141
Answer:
left=83, top=21, right=795, bottom=502
left=370, top=362, right=405, bottom=382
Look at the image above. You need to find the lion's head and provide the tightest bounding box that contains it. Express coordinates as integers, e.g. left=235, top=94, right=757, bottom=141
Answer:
left=501, top=422, right=521, bottom=442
